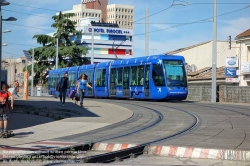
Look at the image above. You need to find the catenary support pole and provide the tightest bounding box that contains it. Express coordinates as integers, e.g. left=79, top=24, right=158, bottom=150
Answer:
left=31, top=48, right=34, bottom=96
left=56, top=38, right=58, bottom=69
left=211, top=0, right=217, bottom=102
left=145, top=8, right=149, bottom=56
left=91, top=26, right=94, bottom=64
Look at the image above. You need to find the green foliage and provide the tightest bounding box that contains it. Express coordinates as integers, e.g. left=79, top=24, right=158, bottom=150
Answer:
left=24, top=12, right=89, bottom=86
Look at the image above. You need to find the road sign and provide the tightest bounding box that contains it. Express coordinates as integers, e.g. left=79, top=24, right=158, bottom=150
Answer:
left=225, top=68, right=237, bottom=77
left=23, top=50, right=32, bottom=61
left=226, top=78, right=239, bottom=83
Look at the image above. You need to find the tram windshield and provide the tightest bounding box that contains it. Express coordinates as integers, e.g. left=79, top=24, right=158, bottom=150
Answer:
left=164, top=60, right=187, bottom=87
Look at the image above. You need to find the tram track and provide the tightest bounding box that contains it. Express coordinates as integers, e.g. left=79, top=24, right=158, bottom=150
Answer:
left=59, top=101, right=200, bottom=164
left=2, top=99, right=200, bottom=164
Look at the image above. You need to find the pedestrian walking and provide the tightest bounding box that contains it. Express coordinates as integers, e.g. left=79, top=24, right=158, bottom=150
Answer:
left=58, top=72, right=69, bottom=106
left=0, top=84, right=13, bottom=134
left=77, top=74, right=92, bottom=107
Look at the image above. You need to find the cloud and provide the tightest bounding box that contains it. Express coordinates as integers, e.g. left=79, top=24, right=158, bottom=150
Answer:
left=219, top=16, right=250, bottom=39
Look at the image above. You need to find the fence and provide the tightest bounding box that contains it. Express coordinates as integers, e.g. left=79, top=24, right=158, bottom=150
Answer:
left=187, top=85, right=250, bottom=103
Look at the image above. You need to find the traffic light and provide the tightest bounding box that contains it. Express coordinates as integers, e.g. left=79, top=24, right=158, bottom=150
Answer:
left=228, top=35, right=231, bottom=50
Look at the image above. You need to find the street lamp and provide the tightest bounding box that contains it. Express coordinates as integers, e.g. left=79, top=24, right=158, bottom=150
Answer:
left=3, top=29, right=10, bottom=33
left=0, top=0, right=17, bottom=87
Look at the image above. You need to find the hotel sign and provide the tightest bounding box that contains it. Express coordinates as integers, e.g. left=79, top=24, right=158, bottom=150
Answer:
left=82, top=0, right=96, bottom=4
left=86, top=27, right=133, bottom=35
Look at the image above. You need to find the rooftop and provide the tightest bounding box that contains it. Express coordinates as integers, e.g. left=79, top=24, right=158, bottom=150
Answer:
left=235, top=28, right=250, bottom=40
left=188, top=66, right=227, bottom=80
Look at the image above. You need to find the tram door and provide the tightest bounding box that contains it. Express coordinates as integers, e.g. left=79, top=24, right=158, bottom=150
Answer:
left=123, top=67, right=129, bottom=97
left=144, top=65, right=150, bottom=97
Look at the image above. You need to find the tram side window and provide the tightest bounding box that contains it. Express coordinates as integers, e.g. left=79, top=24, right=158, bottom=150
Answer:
left=130, top=66, right=138, bottom=86
left=152, top=64, right=165, bottom=86
left=111, top=68, right=116, bottom=85
left=138, top=65, right=144, bottom=86
left=117, top=68, right=123, bottom=86
left=96, top=69, right=106, bottom=87
left=69, top=72, right=76, bottom=87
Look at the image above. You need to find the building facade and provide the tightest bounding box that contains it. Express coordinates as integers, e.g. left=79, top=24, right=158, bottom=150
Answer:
left=2, top=56, right=28, bottom=86
left=106, top=4, right=134, bottom=29
left=167, top=41, right=237, bottom=71
left=235, top=28, right=250, bottom=86
left=167, top=41, right=238, bottom=85
left=61, top=0, right=134, bottom=29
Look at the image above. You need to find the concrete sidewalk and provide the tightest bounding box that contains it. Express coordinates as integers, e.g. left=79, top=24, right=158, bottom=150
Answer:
left=0, top=96, right=133, bottom=158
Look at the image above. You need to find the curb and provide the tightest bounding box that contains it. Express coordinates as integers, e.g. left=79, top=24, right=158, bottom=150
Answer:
left=92, top=143, right=137, bottom=151
left=148, top=145, right=250, bottom=161
left=91, top=143, right=250, bottom=161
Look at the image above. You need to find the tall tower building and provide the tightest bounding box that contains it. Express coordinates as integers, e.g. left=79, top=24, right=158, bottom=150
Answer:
left=84, top=0, right=108, bottom=22
left=61, top=4, right=102, bottom=27
left=106, top=4, right=134, bottom=29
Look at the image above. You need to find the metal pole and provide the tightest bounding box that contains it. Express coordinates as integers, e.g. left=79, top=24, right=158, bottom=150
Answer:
left=31, top=48, right=34, bottom=96
left=91, top=26, right=94, bottom=64
left=0, top=7, right=2, bottom=88
left=145, top=8, right=149, bottom=56
left=211, top=0, right=217, bottom=102
left=56, top=38, right=58, bottom=69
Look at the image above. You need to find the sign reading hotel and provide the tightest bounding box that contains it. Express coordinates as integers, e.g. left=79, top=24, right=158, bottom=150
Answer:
left=82, top=0, right=96, bottom=4
left=86, top=27, right=133, bottom=35
left=225, top=56, right=238, bottom=68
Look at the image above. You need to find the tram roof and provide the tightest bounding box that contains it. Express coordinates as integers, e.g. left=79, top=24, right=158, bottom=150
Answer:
left=79, top=64, right=95, bottom=70
left=110, top=54, right=184, bottom=66
left=68, top=66, right=79, bottom=72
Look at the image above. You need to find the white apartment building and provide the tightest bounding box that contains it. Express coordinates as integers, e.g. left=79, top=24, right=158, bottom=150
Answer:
left=61, top=4, right=102, bottom=27
left=106, top=4, right=134, bottom=29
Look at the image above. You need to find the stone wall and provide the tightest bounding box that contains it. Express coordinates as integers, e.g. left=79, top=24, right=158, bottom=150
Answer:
left=187, top=85, right=250, bottom=103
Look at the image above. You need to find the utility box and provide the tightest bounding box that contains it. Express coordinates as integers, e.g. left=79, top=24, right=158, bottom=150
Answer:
left=37, top=87, right=41, bottom=96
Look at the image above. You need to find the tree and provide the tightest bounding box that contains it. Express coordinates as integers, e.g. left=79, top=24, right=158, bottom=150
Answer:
left=25, top=12, right=89, bottom=86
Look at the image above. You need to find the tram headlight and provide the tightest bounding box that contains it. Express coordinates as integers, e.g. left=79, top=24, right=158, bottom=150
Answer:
left=168, top=87, right=173, bottom=90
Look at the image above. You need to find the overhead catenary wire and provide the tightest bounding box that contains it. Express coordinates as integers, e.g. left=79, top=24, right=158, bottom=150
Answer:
left=133, top=4, right=250, bottom=36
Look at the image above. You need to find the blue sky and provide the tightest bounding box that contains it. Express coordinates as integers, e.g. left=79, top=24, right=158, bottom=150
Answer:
left=2, top=0, right=250, bottom=59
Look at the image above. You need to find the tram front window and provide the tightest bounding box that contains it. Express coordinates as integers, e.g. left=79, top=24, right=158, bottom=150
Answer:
left=164, top=60, right=187, bottom=87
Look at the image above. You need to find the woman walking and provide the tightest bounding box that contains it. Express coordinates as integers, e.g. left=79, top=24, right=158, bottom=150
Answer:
left=77, top=74, right=92, bottom=107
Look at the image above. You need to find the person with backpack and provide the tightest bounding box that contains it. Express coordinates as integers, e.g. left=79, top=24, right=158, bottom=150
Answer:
left=0, top=84, right=13, bottom=134
left=58, top=72, right=69, bottom=106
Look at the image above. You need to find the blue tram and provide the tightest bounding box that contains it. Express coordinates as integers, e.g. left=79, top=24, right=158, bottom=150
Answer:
left=48, top=54, right=188, bottom=100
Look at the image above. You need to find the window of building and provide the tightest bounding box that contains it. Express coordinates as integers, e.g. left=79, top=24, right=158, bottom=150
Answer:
left=116, top=14, right=118, bottom=18
left=128, top=9, right=130, bottom=12
left=119, top=15, right=121, bottom=18
left=99, top=14, right=101, bottom=17
left=96, top=13, right=97, bottom=17
left=131, top=16, right=133, bottom=19
left=125, top=15, right=127, bottom=19
left=89, top=13, right=91, bottom=16
left=122, top=15, right=124, bottom=18
left=116, top=8, right=118, bottom=12
left=125, top=9, right=127, bottom=12
left=122, top=9, right=124, bottom=12
left=131, top=9, right=133, bottom=13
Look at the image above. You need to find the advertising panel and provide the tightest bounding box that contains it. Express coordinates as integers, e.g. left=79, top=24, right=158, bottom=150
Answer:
left=226, top=56, right=238, bottom=67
